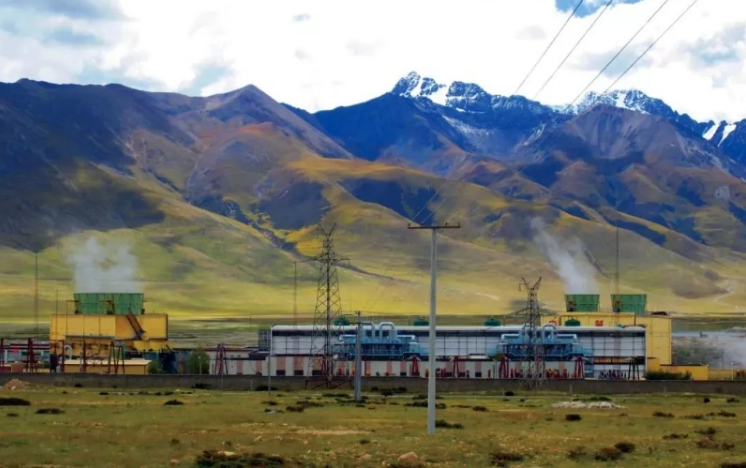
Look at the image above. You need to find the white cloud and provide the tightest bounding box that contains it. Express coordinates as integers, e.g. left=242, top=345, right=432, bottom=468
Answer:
left=0, top=0, right=744, bottom=122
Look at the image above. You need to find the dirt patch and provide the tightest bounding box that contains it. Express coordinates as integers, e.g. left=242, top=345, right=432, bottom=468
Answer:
left=295, top=429, right=369, bottom=436
left=2, top=379, right=30, bottom=391
left=552, top=401, right=626, bottom=410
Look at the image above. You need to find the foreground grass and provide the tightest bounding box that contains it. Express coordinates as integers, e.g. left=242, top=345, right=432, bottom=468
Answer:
left=2, top=388, right=746, bottom=467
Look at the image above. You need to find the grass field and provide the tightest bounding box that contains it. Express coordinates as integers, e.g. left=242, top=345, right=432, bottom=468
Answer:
left=2, top=386, right=746, bottom=467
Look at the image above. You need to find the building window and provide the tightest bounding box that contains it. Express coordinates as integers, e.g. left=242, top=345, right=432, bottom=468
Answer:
left=294, top=370, right=304, bottom=376
left=276, top=370, right=286, bottom=376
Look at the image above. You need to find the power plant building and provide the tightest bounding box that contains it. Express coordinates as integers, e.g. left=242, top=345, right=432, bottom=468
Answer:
left=265, top=322, right=647, bottom=379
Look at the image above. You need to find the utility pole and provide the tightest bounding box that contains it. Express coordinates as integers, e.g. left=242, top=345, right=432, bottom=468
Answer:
left=34, top=252, right=39, bottom=340
left=407, top=221, right=461, bottom=435
left=354, top=310, right=362, bottom=402
left=293, top=261, right=298, bottom=327
left=268, top=325, right=273, bottom=399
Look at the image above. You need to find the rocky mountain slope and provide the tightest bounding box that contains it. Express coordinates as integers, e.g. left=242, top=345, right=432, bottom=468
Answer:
left=1, top=74, right=745, bottom=319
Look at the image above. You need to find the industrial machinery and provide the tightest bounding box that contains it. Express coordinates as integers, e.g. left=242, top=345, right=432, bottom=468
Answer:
left=490, top=324, right=593, bottom=379
left=49, top=292, right=171, bottom=372
left=335, top=322, right=428, bottom=359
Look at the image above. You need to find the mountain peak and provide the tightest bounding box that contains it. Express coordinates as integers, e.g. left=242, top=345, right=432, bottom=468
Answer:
left=392, top=71, right=449, bottom=105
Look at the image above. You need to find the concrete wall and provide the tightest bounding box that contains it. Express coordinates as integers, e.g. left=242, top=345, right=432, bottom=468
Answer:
left=4, top=373, right=746, bottom=394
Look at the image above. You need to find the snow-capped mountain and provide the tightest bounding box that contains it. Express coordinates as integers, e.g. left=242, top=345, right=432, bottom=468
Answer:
left=390, top=71, right=746, bottom=168
left=392, top=71, right=556, bottom=116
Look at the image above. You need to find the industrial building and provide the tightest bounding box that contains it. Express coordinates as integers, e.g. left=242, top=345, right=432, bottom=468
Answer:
left=47, top=292, right=171, bottom=373
left=552, top=293, right=672, bottom=365
left=266, top=322, right=647, bottom=379
left=0, top=290, right=681, bottom=381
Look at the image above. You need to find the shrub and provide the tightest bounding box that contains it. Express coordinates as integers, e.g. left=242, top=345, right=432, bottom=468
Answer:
left=473, top=406, right=488, bottom=412
left=36, top=408, right=63, bottom=414
left=663, top=433, right=688, bottom=440
left=653, top=411, right=674, bottom=418
left=727, top=397, right=740, bottom=403
left=187, top=348, right=210, bottom=374
left=721, top=463, right=746, bottom=468
left=703, top=397, right=711, bottom=403
left=254, top=384, right=277, bottom=392
left=0, top=398, right=30, bottom=407
left=695, top=427, right=718, bottom=438
left=434, top=420, right=463, bottom=429
left=614, top=442, right=636, bottom=453
left=296, top=400, right=323, bottom=408
left=504, top=391, right=515, bottom=397
left=146, top=360, right=164, bottom=374
left=565, top=414, right=582, bottom=421
left=359, top=439, right=370, bottom=445
left=594, top=447, right=622, bottom=461
left=696, top=438, right=719, bottom=449
left=718, top=410, right=737, bottom=418
left=567, top=447, right=586, bottom=459
left=380, top=389, right=394, bottom=397
left=262, top=400, right=278, bottom=406
left=491, top=449, right=524, bottom=467
left=192, top=383, right=212, bottom=390
left=164, top=400, right=184, bottom=406
left=286, top=406, right=304, bottom=413
left=99, top=392, right=109, bottom=396
left=7, top=413, right=19, bottom=418
left=195, top=450, right=286, bottom=468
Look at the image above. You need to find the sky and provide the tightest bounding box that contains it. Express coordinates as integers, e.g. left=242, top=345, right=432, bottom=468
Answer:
left=0, top=0, right=743, bottom=122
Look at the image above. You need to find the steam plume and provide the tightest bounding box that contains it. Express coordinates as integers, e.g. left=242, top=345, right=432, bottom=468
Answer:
left=530, top=217, right=598, bottom=294
left=67, top=236, right=141, bottom=293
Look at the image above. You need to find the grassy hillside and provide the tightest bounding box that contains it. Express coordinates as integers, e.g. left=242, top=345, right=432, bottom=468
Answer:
left=1, top=81, right=745, bottom=325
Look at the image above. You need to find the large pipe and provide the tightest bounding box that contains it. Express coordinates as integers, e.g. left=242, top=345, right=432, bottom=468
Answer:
left=542, top=323, right=557, bottom=342
left=378, top=322, right=396, bottom=340
left=361, top=322, right=375, bottom=339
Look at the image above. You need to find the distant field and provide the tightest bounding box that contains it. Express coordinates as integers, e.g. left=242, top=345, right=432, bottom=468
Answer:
left=2, top=387, right=746, bottom=467
left=1, top=220, right=745, bottom=324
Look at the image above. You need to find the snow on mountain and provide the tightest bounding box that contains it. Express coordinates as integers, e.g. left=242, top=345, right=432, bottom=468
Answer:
left=722, top=123, right=737, bottom=144
left=391, top=71, right=555, bottom=115
left=392, top=71, right=746, bottom=166
left=392, top=72, right=449, bottom=105
left=703, top=122, right=719, bottom=141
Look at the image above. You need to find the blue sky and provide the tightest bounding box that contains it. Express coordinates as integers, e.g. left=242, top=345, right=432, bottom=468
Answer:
left=556, top=0, right=647, bottom=17
left=0, top=0, right=742, bottom=122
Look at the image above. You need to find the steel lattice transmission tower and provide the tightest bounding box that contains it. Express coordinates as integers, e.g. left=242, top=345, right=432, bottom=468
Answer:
left=307, top=224, right=348, bottom=387
left=503, top=277, right=554, bottom=390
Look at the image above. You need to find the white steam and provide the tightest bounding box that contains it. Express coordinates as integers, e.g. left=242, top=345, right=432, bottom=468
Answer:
left=67, top=236, right=141, bottom=293
left=530, top=217, right=598, bottom=294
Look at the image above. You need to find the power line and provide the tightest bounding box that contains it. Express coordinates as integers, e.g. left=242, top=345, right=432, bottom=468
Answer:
left=533, top=0, right=616, bottom=100
left=564, top=0, right=673, bottom=111
left=513, top=0, right=586, bottom=97
left=599, top=0, right=701, bottom=96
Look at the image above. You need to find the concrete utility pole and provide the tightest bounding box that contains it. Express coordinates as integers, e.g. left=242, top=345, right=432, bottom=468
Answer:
left=354, top=310, right=362, bottom=402
left=407, top=222, right=461, bottom=435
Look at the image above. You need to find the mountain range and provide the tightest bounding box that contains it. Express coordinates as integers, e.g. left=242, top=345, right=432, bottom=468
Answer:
left=1, top=71, right=746, bottom=320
